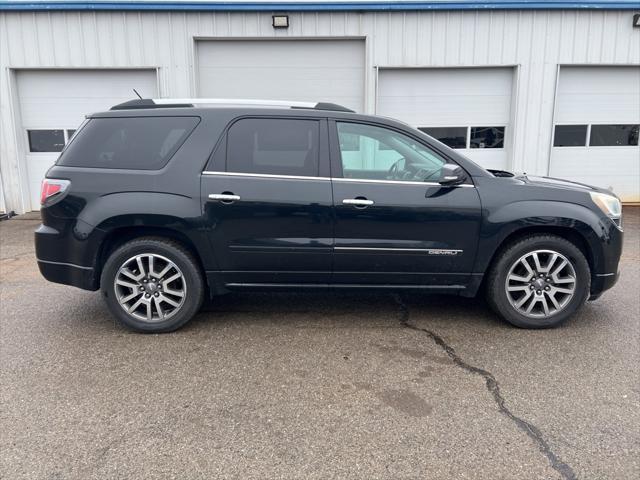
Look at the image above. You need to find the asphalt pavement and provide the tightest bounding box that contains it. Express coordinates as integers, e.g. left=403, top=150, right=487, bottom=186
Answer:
left=1, top=208, right=638, bottom=479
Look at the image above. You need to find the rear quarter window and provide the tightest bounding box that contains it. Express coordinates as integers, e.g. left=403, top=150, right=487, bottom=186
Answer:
left=58, top=116, right=199, bottom=170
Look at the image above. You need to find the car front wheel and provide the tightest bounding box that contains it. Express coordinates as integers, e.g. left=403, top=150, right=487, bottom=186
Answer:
left=486, top=234, right=591, bottom=328
left=101, top=237, right=204, bottom=333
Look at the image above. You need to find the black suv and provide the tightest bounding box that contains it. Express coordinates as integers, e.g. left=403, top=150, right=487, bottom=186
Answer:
left=35, top=99, right=623, bottom=332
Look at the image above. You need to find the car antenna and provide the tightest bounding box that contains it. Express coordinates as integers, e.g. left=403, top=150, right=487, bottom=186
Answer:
left=133, top=88, right=142, bottom=99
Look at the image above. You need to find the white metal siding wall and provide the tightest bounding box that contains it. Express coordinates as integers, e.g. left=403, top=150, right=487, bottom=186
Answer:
left=1, top=10, right=639, bottom=212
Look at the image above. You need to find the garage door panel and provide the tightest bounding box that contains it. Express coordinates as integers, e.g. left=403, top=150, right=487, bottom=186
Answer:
left=378, top=97, right=511, bottom=126
left=17, top=70, right=157, bottom=124
left=550, top=149, right=640, bottom=202
left=551, top=66, right=640, bottom=202
left=378, top=68, right=513, bottom=171
left=557, top=67, right=640, bottom=95
left=198, top=40, right=363, bottom=68
left=551, top=149, right=640, bottom=175
left=557, top=94, right=639, bottom=124
left=20, top=97, right=152, bottom=128
left=17, top=69, right=157, bottom=211
left=200, top=66, right=362, bottom=96
left=197, top=39, right=365, bottom=112
left=379, top=68, right=512, bottom=96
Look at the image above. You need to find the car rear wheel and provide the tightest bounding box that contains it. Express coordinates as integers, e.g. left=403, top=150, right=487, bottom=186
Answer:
left=486, top=234, right=590, bottom=328
left=101, top=237, right=204, bottom=333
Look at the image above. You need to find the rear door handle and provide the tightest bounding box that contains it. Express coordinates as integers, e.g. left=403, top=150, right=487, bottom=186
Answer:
left=343, top=198, right=374, bottom=207
left=209, top=193, right=241, bottom=202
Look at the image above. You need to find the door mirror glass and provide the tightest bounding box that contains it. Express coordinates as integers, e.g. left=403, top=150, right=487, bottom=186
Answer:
left=439, top=163, right=465, bottom=186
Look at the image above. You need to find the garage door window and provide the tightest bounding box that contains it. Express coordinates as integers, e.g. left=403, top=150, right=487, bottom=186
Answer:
left=419, top=127, right=466, bottom=149
left=58, top=116, right=199, bottom=170
left=553, top=125, right=588, bottom=147
left=553, top=124, right=639, bottom=147
left=226, top=118, right=320, bottom=177
left=418, top=126, right=505, bottom=149
left=590, top=124, right=639, bottom=147
left=469, top=127, right=504, bottom=149
left=27, top=130, right=66, bottom=152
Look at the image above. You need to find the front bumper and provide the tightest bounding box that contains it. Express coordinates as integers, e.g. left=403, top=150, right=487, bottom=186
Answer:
left=589, top=271, right=620, bottom=301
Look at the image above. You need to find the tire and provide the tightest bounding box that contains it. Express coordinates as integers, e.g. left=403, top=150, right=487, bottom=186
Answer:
left=486, top=234, right=590, bottom=328
left=100, top=237, right=205, bottom=333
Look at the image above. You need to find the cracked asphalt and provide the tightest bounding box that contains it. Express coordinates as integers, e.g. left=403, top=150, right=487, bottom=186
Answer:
left=1, top=208, right=638, bottom=479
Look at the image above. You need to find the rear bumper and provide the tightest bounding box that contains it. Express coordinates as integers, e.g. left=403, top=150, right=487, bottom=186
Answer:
left=35, top=221, right=102, bottom=291
left=37, top=259, right=98, bottom=291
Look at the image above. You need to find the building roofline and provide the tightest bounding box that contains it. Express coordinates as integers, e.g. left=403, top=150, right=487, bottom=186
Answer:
left=1, top=1, right=639, bottom=12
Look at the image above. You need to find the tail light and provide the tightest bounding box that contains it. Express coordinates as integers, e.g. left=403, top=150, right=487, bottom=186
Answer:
left=40, top=179, right=70, bottom=206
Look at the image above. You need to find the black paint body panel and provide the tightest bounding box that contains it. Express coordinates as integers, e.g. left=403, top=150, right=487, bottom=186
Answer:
left=35, top=106, right=623, bottom=300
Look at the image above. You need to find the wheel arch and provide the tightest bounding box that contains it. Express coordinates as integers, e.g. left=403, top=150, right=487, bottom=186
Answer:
left=483, top=225, right=594, bottom=281
left=95, top=225, right=209, bottom=292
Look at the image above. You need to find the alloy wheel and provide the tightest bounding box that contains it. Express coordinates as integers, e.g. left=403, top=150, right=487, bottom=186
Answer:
left=505, top=249, right=577, bottom=318
left=114, top=253, right=187, bottom=322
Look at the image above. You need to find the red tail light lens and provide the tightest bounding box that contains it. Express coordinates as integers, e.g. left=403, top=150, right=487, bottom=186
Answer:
left=40, top=179, right=70, bottom=205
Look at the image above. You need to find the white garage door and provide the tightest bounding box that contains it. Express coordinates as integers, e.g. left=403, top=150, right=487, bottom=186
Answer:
left=549, top=66, right=640, bottom=203
left=377, top=68, right=514, bottom=171
left=196, top=39, right=365, bottom=112
left=17, top=69, right=157, bottom=210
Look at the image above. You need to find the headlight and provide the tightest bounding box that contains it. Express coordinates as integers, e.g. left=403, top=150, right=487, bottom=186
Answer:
left=590, top=191, right=622, bottom=227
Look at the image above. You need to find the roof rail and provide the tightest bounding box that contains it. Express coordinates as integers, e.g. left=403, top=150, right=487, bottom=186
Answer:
left=110, top=98, right=355, bottom=113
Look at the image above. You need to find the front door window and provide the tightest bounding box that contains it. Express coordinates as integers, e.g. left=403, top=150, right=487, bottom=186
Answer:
left=336, top=122, right=447, bottom=183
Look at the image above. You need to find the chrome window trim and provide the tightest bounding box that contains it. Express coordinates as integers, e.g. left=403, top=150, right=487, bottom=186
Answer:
left=202, top=170, right=475, bottom=187
left=333, top=178, right=474, bottom=188
left=202, top=171, right=330, bottom=181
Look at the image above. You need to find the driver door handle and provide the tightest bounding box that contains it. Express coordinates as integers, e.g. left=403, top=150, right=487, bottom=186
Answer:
left=343, top=198, right=374, bottom=207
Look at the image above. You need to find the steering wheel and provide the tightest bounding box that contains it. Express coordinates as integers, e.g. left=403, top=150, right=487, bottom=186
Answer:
left=388, top=158, right=405, bottom=180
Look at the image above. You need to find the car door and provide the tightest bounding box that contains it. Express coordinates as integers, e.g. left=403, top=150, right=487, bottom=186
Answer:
left=329, top=120, right=482, bottom=288
left=201, top=116, right=333, bottom=286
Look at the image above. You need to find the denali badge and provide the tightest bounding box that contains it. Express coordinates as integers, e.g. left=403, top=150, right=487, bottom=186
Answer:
left=426, top=249, right=463, bottom=256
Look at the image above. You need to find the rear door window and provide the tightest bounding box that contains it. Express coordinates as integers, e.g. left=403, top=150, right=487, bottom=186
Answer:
left=226, top=118, right=320, bottom=177
left=58, top=116, right=199, bottom=169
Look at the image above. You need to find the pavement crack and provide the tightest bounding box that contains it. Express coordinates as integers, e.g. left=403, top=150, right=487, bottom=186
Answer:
left=392, top=294, right=577, bottom=480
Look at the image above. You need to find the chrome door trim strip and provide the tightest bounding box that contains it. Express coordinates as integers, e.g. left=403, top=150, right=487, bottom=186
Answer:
left=203, top=171, right=330, bottom=181
left=202, top=170, right=475, bottom=187
left=224, top=282, right=466, bottom=290
left=332, top=178, right=475, bottom=187
left=334, top=247, right=463, bottom=256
